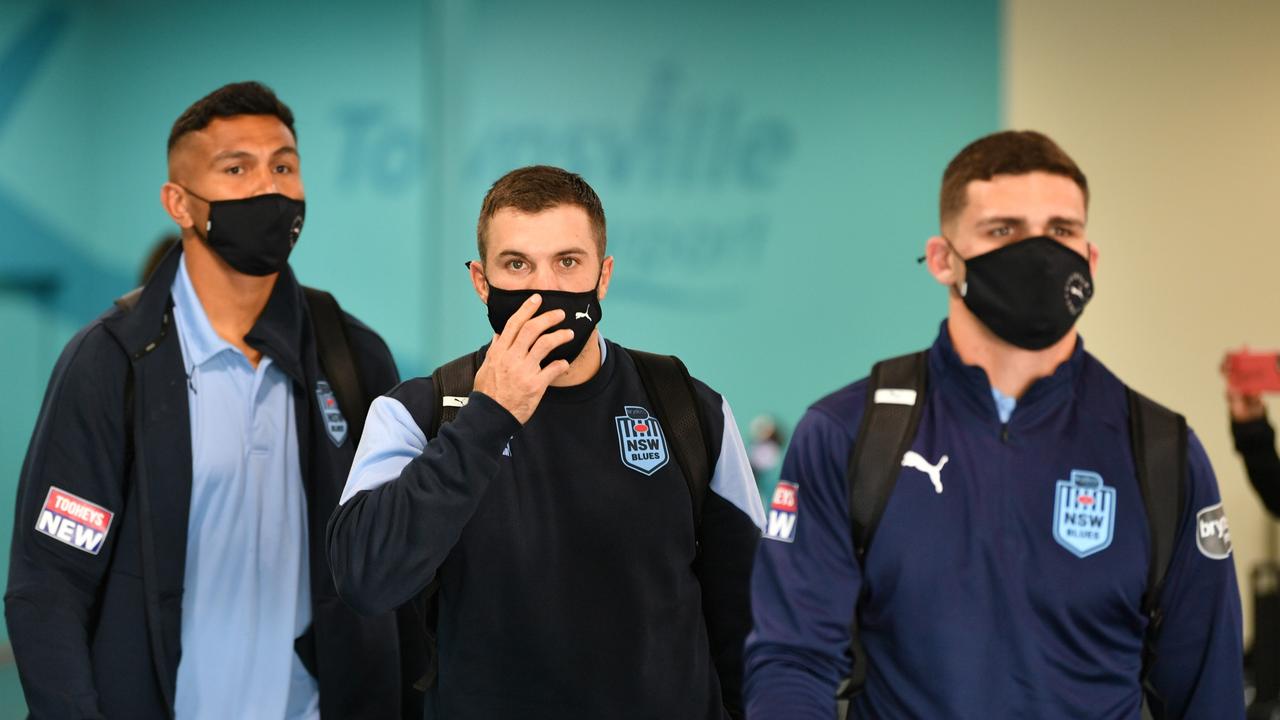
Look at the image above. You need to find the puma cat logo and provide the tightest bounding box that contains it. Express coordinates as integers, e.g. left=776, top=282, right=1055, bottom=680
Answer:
left=902, top=451, right=949, bottom=494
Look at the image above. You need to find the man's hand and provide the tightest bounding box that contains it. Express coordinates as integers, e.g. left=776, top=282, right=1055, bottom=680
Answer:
left=1221, top=355, right=1266, bottom=423
left=474, top=294, right=573, bottom=424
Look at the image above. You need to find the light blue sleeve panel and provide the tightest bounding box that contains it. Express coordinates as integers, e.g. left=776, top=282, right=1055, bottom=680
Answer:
left=712, top=397, right=766, bottom=530
left=339, top=396, right=426, bottom=505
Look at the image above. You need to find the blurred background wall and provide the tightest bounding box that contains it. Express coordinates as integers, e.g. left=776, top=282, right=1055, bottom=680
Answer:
left=3, top=0, right=1277, bottom=715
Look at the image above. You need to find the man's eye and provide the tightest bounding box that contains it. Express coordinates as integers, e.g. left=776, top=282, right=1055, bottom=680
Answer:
left=991, top=226, right=1011, bottom=237
left=274, top=164, right=293, bottom=174
left=507, top=260, right=526, bottom=271
left=559, top=257, right=578, bottom=268
left=1052, top=226, right=1075, bottom=237
left=225, top=166, right=243, bottom=176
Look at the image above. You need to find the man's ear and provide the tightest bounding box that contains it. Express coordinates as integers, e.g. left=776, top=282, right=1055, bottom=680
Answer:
left=925, top=236, right=963, bottom=288
left=1088, top=241, right=1100, bottom=278
left=596, top=256, right=615, bottom=301
left=469, top=260, right=489, bottom=304
left=161, top=182, right=196, bottom=231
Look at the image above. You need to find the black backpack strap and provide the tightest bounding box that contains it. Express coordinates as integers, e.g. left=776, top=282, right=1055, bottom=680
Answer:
left=625, top=348, right=713, bottom=534
left=1127, top=387, right=1187, bottom=707
left=847, top=351, right=930, bottom=560
left=303, top=287, right=368, bottom=443
left=836, top=350, right=929, bottom=711
left=428, top=351, right=483, bottom=440
left=408, top=351, right=483, bottom=695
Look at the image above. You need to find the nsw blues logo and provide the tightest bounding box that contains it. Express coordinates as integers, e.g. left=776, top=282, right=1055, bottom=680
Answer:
left=315, top=380, right=349, bottom=447
left=1053, top=470, right=1115, bottom=558
left=615, top=406, right=669, bottom=475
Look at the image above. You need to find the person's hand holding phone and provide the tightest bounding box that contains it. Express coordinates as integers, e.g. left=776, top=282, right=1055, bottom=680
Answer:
left=1222, top=350, right=1269, bottom=422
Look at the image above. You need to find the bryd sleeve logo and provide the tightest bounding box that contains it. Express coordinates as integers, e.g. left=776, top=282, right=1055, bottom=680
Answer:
left=315, top=380, right=349, bottom=447
left=1196, top=503, right=1232, bottom=559
left=764, top=481, right=798, bottom=542
left=615, top=406, right=669, bottom=475
left=35, top=487, right=113, bottom=555
left=1052, top=469, right=1115, bottom=558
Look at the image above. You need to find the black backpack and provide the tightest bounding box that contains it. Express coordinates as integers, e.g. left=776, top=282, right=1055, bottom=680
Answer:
left=834, top=351, right=1187, bottom=719
left=408, top=347, right=715, bottom=696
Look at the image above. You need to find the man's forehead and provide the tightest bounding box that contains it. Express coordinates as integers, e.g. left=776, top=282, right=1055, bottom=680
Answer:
left=487, top=206, right=596, bottom=251
left=173, top=114, right=296, bottom=157
left=963, top=172, right=1086, bottom=221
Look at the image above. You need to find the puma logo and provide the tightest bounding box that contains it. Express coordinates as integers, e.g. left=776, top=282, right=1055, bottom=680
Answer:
left=902, top=451, right=948, bottom=494
left=575, top=307, right=592, bottom=321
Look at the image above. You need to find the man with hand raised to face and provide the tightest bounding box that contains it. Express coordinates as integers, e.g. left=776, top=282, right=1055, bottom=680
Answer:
left=328, top=165, right=765, bottom=720
left=6, top=82, right=407, bottom=719
left=744, top=131, right=1244, bottom=719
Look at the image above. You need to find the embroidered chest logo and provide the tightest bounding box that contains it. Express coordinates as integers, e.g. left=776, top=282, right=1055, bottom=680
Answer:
left=764, top=481, right=798, bottom=543
left=902, top=451, right=948, bottom=494
left=35, top=487, right=113, bottom=555
left=1052, top=470, right=1116, bottom=558
left=614, top=406, right=669, bottom=475
left=315, top=380, right=349, bottom=447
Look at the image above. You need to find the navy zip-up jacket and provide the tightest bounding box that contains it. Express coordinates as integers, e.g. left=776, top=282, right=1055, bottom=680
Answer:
left=745, top=325, right=1243, bottom=719
left=5, top=246, right=406, bottom=719
left=327, top=340, right=765, bottom=719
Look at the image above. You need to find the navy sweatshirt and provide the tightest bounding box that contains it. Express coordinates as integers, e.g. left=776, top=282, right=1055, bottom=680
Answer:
left=745, top=325, right=1243, bottom=719
left=327, top=339, right=765, bottom=719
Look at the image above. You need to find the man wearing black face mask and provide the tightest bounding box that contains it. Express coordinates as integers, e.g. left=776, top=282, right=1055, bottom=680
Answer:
left=745, top=131, right=1243, bottom=718
left=5, top=82, right=410, bottom=719
left=328, top=165, right=765, bottom=719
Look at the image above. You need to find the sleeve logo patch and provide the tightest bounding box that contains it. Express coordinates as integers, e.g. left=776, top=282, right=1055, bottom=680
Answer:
left=1195, top=503, right=1232, bottom=560
left=764, top=481, right=798, bottom=543
left=34, top=487, right=113, bottom=555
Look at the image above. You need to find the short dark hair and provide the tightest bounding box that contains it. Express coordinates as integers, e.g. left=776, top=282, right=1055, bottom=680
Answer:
left=168, top=81, right=296, bottom=152
left=940, top=130, right=1088, bottom=228
left=477, top=165, right=606, bottom=261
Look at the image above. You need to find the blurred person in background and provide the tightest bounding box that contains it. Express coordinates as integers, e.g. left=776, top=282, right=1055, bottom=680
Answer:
left=5, top=81, right=410, bottom=719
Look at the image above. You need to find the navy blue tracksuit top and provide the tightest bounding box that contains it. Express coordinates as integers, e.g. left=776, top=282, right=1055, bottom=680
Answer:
left=745, top=325, right=1243, bottom=719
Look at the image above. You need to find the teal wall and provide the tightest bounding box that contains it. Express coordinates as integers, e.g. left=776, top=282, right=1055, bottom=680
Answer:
left=0, top=0, right=997, bottom=713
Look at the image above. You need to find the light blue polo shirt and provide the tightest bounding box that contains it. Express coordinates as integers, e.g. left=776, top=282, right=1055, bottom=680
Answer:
left=170, top=257, right=319, bottom=719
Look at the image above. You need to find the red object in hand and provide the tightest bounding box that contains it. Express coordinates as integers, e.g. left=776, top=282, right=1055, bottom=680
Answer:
left=1226, top=350, right=1280, bottom=394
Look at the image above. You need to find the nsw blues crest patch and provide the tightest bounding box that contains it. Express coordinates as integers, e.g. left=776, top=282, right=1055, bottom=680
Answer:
left=615, top=406, right=669, bottom=475
left=316, top=380, right=349, bottom=447
left=1053, top=469, right=1115, bottom=558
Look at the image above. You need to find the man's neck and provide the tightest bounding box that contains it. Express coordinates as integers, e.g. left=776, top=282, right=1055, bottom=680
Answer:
left=182, top=237, right=277, bottom=366
left=550, top=329, right=603, bottom=387
left=946, top=300, right=1077, bottom=400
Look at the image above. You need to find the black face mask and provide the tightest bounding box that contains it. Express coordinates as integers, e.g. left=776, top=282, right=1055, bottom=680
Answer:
left=954, top=235, right=1094, bottom=351
left=485, top=281, right=603, bottom=368
left=185, top=188, right=305, bottom=276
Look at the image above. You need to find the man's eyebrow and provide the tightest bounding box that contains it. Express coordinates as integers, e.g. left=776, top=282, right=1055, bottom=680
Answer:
left=1048, top=216, right=1085, bottom=227
left=272, top=146, right=299, bottom=158
left=495, top=250, right=531, bottom=261
left=977, top=216, right=1027, bottom=227
left=210, top=150, right=255, bottom=164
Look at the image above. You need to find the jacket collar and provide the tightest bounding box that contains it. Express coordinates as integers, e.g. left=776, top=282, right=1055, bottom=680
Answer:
left=928, top=319, right=1085, bottom=424
left=102, top=242, right=307, bottom=384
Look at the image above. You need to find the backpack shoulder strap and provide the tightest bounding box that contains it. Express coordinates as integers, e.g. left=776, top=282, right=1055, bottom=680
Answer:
left=303, top=286, right=369, bottom=443
left=1127, top=387, right=1187, bottom=700
left=836, top=350, right=929, bottom=712
left=847, top=350, right=930, bottom=560
left=428, top=351, right=483, bottom=440
left=625, top=348, right=713, bottom=534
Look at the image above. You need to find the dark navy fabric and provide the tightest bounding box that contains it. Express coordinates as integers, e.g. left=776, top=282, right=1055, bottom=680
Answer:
left=4, top=245, right=405, bottom=719
left=328, top=340, right=764, bottom=720
left=745, top=323, right=1244, bottom=719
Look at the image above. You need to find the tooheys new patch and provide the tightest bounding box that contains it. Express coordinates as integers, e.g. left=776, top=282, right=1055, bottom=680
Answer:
left=34, top=486, right=113, bottom=555
left=764, top=481, right=798, bottom=543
